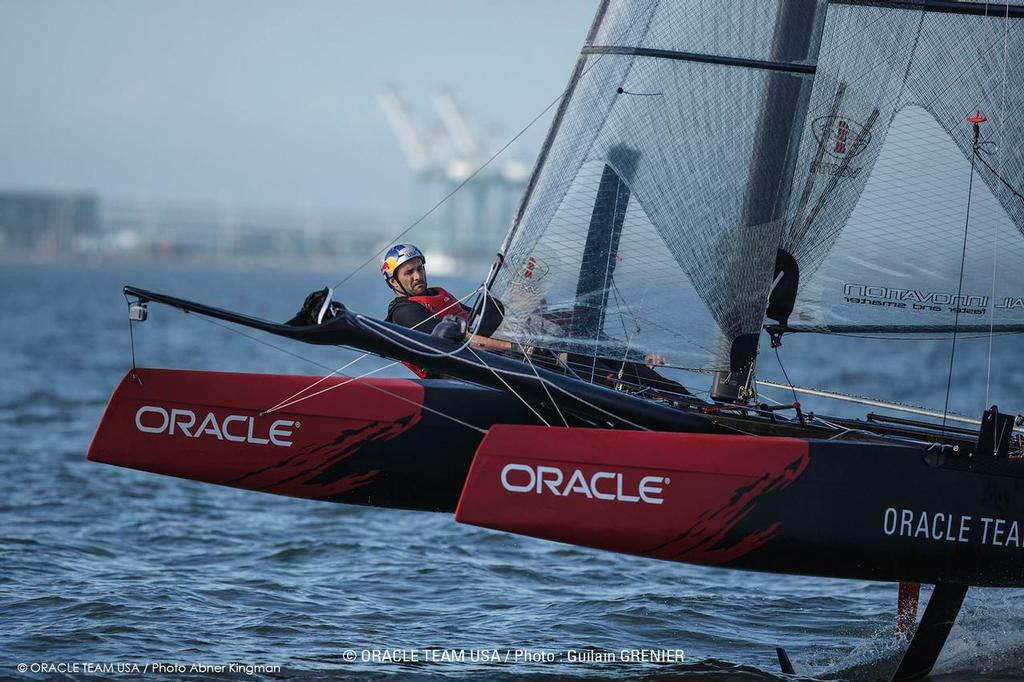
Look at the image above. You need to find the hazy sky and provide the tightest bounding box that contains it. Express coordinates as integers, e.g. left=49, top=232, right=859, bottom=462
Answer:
left=0, top=1, right=599, bottom=215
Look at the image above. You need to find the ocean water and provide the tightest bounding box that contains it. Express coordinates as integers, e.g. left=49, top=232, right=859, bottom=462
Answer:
left=2, top=262, right=1023, bottom=681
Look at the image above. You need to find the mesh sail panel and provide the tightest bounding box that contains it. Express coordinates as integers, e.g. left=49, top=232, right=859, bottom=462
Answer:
left=594, top=0, right=781, bottom=60
left=489, top=0, right=814, bottom=371
left=783, top=1, right=1024, bottom=333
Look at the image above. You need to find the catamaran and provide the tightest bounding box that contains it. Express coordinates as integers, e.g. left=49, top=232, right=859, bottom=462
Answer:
left=88, top=1, right=1024, bottom=678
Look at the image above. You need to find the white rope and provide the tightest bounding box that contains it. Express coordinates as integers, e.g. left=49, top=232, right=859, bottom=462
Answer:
left=354, top=378, right=487, bottom=435
left=612, top=270, right=655, bottom=390
left=261, top=354, right=371, bottom=415
left=265, top=362, right=399, bottom=412
left=357, top=276, right=552, bottom=428
left=268, top=360, right=493, bottom=433
left=357, top=312, right=487, bottom=361
left=466, top=345, right=551, bottom=426
left=469, top=270, right=563, bottom=424
left=356, top=312, right=652, bottom=430
left=329, top=48, right=620, bottom=293
left=514, top=339, right=570, bottom=427
left=172, top=303, right=488, bottom=434
left=261, top=285, right=483, bottom=415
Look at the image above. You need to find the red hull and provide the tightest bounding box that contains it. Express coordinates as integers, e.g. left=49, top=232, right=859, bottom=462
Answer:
left=87, top=368, right=538, bottom=511
left=455, top=425, right=1024, bottom=587
left=456, top=425, right=810, bottom=566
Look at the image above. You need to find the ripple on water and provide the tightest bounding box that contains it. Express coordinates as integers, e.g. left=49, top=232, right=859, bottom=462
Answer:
left=3, top=265, right=1023, bottom=681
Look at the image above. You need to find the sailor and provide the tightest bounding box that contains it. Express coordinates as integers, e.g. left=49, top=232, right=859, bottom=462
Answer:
left=287, top=244, right=685, bottom=397
left=379, top=244, right=689, bottom=396
left=380, top=243, right=503, bottom=337
left=284, top=243, right=503, bottom=337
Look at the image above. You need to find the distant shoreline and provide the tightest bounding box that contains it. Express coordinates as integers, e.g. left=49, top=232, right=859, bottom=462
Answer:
left=0, top=250, right=496, bottom=278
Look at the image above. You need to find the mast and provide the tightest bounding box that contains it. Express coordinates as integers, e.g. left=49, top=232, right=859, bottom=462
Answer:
left=711, top=0, right=826, bottom=401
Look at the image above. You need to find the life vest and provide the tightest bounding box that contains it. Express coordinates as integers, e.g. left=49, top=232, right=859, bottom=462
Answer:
left=398, top=287, right=469, bottom=379
left=407, top=287, right=470, bottom=322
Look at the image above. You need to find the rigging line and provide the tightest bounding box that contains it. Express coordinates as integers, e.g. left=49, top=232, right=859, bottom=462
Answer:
left=973, top=154, right=1024, bottom=205
left=547, top=353, right=696, bottom=402
left=466, top=345, right=551, bottom=427
left=266, top=362, right=399, bottom=414
left=532, top=344, right=586, bottom=381
left=987, top=0, right=1012, bottom=408
left=774, top=346, right=799, bottom=404
left=172, top=303, right=487, bottom=434
left=609, top=262, right=653, bottom=375
left=321, top=368, right=487, bottom=435
left=496, top=0, right=655, bottom=258
left=261, top=285, right=482, bottom=415
left=176, top=305, right=349, bottom=372
left=806, top=412, right=936, bottom=445
left=357, top=313, right=652, bottom=430
left=331, top=49, right=615, bottom=293
left=612, top=294, right=663, bottom=395
left=813, top=330, right=1024, bottom=340
left=711, top=420, right=762, bottom=438
left=942, top=130, right=981, bottom=431
left=542, top=378, right=651, bottom=431
left=755, top=378, right=1023, bottom=434
left=513, top=339, right=569, bottom=428
left=261, top=354, right=369, bottom=416
left=352, top=288, right=489, bottom=364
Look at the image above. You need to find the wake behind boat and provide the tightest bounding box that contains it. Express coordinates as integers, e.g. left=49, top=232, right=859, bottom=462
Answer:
left=88, top=0, right=1024, bottom=679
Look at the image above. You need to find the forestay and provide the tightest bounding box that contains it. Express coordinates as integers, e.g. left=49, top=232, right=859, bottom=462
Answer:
left=779, top=0, right=1024, bottom=335
left=486, top=0, right=825, bottom=372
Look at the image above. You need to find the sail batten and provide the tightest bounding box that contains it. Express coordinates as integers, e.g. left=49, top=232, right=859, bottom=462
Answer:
left=832, top=0, right=1024, bottom=20
left=773, top=324, right=1024, bottom=335
left=581, top=45, right=817, bottom=74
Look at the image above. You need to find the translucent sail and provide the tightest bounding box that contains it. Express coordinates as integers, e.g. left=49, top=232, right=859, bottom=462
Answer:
left=488, top=0, right=822, bottom=371
left=781, top=0, right=1024, bottom=334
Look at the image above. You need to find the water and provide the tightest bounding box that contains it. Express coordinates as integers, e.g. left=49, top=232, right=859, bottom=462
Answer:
left=2, top=262, right=1023, bottom=681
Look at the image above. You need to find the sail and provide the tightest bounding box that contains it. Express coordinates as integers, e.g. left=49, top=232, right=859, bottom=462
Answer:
left=779, top=0, right=1024, bottom=335
left=486, top=0, right=825, bottom=372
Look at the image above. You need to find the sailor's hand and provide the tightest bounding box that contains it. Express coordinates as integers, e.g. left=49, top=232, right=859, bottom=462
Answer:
left=644, top=353, right=666, bottom=369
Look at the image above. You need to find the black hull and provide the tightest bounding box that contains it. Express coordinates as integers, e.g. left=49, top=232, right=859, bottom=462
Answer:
left=96, top=288, right=1024, bottom=587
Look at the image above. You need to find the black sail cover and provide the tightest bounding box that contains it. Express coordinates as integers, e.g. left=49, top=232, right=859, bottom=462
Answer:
left=782, top=0, right=1024, bottom=334
left=486, top=0, right=1024, bottom=376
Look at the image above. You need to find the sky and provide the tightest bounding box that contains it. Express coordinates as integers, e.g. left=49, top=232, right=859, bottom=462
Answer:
left=0, top=1, right=599, bottom=216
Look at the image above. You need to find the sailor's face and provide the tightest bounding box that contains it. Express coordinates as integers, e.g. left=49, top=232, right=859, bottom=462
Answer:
left=395, top=258, right=427, bottom=295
